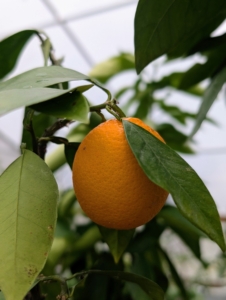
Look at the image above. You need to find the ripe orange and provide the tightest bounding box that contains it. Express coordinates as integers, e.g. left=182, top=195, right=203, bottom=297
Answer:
left=72, top=117, right=168, bottom=230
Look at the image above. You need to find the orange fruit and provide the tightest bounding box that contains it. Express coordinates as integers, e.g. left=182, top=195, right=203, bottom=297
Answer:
left=72, top=117, right=168, bottom=229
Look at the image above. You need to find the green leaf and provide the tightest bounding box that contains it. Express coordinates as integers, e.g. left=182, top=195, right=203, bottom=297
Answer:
left=189, top=66, right=226, bottom=139
left=160, top=248, right=189, bottom=300
left=89, top=53, right=135, bottom=83
left=98, top=226, right=135, bottom=263
left=58, top=189, right=76, bottom=219
left=188, top=33, right=226, bottom=55
left=64, top=142, right=80, bottom=169
left=123, top=120, right=225, bottom=251
left=134, top=0, right=226, bottom=73
left=0, top=87, right=76, bottom=116
left=155, top=123, right=194, bottom=154
left=0, top=292, right=5, bottom=300
left=0, top=30, right=38, bottom=80
left=158, top=205, right=205, bottom=260
left=41, top=38, right=51, bottom=66
left=22, top=109, right=57, bottom=151
left=72, top=225, right=102, bottom=252
left=31, top=90, right=90, bottom=123
left=0, top=149, right=58, bottom=300
left=0, top=66, right=88, bottom=91
left=180, top=43, right=226, bottom=90
left=125, top=253, right=168, bottom=300
left=157, top=101, right=197, bottom=125
left=83, top=270, right=164, bottom=300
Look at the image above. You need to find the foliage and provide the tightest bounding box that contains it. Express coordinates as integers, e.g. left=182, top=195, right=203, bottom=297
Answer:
left=0, top=1, right=226, bottom=299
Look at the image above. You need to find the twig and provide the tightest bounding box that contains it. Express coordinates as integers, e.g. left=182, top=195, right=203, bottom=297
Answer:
left=36, top=33, right=60, bottom=66
left=37, top=119, right=73, bottom=160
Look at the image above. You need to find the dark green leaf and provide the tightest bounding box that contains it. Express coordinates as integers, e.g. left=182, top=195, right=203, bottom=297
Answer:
left=158, top=205, right=205, bottom=260
left=188, top=33, right=226, bottom=55
left=98, top=226, right=135, bottom=263
left=73, top=273, right=110, bottom=300
left=189, top=66, right=226, bottom=139
left=0, top=149, right=58, bottom=300
left=89, top=53, right=135, bottom=83
left=64, top=142, right=80, bottom=169
left=31, top=90, right=90, bottom=122
left=135, top=0, right=226, bottom=73
left=0, top=30, right=38, bottom=80
left=125, top=252, right=168, bottom=300
left=160, top=248, right=189, bottom=300
left=123, top=120, right=225, bottom=251
left=82, top=270, right=164, bottom=300
left=180, top=43, right=226, bottom=90
left=128, top=225, right=168, bottom=293
left=0, top=66, right=89, bottom=90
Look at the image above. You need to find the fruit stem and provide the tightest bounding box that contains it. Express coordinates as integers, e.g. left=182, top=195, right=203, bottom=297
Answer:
left=90, top=99, right=126, bottom=121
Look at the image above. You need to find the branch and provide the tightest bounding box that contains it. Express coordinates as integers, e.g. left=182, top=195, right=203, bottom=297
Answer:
left=37, top=119, right=73, bottom=160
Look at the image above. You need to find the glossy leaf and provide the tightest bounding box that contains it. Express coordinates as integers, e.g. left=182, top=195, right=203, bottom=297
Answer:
left=189, top=66, right=226, bottom=139
left=134, top=0, right=226, bottom=73
left=98, top=226, right=135, bottom=263
left=0, top=87, right=78, bottom=116
left=0, top=66, right=88, bottom=91
left=0, top=30, right=37, bottom=80
left=0, top=149, right=58, bottom=300
left=158, top=205, right=204, bottom=260
left=31, top=90, right=90, bottom=123
left=64, top=142, right=80, bottom=169
left=89, top=53, right=135, bottom=83
left=82, top=270, right=164, bottom=300
left=123, top=120, right=225, bottom=251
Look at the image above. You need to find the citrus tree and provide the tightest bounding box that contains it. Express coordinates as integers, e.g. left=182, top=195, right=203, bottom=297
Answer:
left=0, top=1, right=226, bottom=299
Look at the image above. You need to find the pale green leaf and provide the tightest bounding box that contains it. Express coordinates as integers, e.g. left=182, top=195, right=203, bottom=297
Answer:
left=0, top=150, right=58, bottom=300
left=98, top=226, right=135, bottom=263
left=41, top=38, right=51, bottom=66
left=0, top=87, right=75, bottom=116
left=0, top=66, right=89, bottom=91
left=89, top=53, right=135, bottom=83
